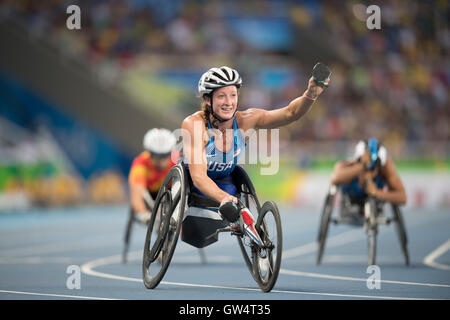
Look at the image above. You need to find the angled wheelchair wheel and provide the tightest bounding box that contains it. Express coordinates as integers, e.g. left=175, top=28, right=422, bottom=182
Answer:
left=122, top=208, right=135, bottom=264
left=123, top=192, right=154, bottom=264
left=316, top=187, right=336, bottom=265
left=252, top=200, right=282, bottom=292
left=392, top=204, right=409, bottom=266
left=142, top=164, right=187, bottom=289
left=365, top=198, right=378, bottom=266
left=367, top=228, right=377, bottom=266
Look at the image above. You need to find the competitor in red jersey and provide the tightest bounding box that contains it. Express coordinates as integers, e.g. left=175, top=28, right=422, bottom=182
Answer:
left=128, top=128, right=178, bottom=224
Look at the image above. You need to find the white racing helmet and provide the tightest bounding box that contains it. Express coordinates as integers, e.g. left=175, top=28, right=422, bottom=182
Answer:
left=143, top=128, right=176, bottom=157
left=354, top=139, right=387, bottom=168
left=198, top=66, right=242, bottom=96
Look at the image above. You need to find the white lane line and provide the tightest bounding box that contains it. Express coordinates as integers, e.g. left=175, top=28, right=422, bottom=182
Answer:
left=0, top=257, right=75, bottom=264
left=423, top=239, right=450, bottom=271
left=322, top=254, right=385, bottom=263
left=81, top=245, right=199, bottom=282
left=81, top=250, right=148, bottom=282
left=160, top=281, right=434, bottom=300
left=173, top=255, right=233, bottom=264
left=284, top=228, right=450, bottom=289
left=79, top=221, right=449, bottom=299
left=282, top=228, right=364, bottom=260
left=280, top=268, right=450, bottom=288
left=0, top=289, right=123, bottom=300
left=80, top=251, right=442, bottom=300
left=0, top=241, right=118, bottom=257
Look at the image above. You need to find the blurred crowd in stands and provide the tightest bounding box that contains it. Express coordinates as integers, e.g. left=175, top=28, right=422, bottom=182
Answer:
left=1, top=0, right=447, bottom=151
left=1, top=166, right=126, bottom=209
left=0, top=116, right=126, bottom=209
left=1, top=0, right=448, bottom=148
left=0, top=0, right=449, bottom=208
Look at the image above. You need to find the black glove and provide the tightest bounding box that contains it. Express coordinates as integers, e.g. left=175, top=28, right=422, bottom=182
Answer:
left=312, top=62, right=331, bottom=88
left=218, top=201, right=240, bottom=223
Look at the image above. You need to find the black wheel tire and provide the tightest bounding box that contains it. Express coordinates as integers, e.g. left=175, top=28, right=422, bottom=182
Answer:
left=366, top=198, right=378, bottom=266
left=392, top=205, right=410, bottom=266
left=236, top=180, right=262, bottom=283
left=122, top=208, right=134, bottom=264
left=317, top=193, right=334, bottom=265
left=368, top=229, right=377, bottom=266
left=142, top=164, right=186, bottom=289
left=252, top=200, right=283, bottom=293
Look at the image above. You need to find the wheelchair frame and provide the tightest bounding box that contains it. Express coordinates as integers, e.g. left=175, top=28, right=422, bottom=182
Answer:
left=122, top=190, right=207, bottom=264
left=316, top=185, right=409, bottom=266
left=141, top=162, right=283, bottom=292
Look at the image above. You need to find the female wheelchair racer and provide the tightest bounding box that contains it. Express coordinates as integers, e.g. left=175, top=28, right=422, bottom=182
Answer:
left=142, top=64, right=330, bottom=292
left=317, top=138, right=409, bottom=266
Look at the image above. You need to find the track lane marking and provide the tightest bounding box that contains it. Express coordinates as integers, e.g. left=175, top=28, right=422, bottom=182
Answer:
left=0, top=257, right=75, bottom=264
left=0, top=289, right=122, bottom=300
left=282, top=228, right=364, bottom=259
left=80, top=251, right=446, bottom=300
left=279, top=268, right=450, bottom=288
left=423, top=239, right=450, bottom=271
left=281, top=230, right=450, bottom=288
left=0, top=241, right=119, bottom=257
left=79, top=218, right=450, bottom=299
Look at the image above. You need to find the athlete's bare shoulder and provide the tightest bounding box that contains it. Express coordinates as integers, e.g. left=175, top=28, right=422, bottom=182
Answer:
left=236, top=108, right=263, bottom=131
left=182, top=111, right=205, bottom=129
left=184, top=111, right=204, bottom=122
left=181, top=111, right=209, bottom=145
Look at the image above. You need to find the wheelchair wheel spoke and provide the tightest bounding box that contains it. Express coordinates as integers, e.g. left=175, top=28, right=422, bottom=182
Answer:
left=170, top=190, right=181, bottom=211
left=143, top=164, right=187, bottom=289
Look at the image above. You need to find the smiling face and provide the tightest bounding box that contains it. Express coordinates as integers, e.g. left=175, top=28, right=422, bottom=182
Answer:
left=206, top=85, right=238, bottom=121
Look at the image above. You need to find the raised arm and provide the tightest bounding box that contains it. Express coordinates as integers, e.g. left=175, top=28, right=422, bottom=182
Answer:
left=240, top=77, right=328, bottom=130
left=181, top=116, right=237, bottom=205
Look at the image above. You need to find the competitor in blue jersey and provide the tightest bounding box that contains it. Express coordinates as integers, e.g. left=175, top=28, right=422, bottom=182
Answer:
left=330, top=138, right=407, bottom=224
left=181, top=66, right=329, bottom=225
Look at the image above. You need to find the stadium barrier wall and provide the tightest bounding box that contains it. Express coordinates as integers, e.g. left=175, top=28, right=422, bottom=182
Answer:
left=249, top=169, right=450, bottom=210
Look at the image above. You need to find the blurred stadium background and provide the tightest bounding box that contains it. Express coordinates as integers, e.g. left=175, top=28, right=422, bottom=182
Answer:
left=0, top=0, right=448, bottom=212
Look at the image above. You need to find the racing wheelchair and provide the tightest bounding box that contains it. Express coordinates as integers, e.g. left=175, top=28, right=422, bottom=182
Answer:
left=122, top=189, right=207, bottom=264
left=122, top=189, right=154, bottom=264
left=141, top=162, right=283, bottom=292
left=317, top=185, right=409, bottom=266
